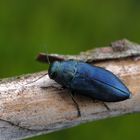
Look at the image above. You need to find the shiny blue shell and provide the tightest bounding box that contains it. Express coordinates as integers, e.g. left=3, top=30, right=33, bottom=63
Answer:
left=48, top=60, right=131, bottom=102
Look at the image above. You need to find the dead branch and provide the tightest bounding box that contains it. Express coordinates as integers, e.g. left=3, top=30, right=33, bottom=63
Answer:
left=0, top=39, right=140, bottom=140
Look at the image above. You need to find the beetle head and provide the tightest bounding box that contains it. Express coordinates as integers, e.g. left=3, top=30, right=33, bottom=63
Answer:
left=48, top=61, right=60, bottom=79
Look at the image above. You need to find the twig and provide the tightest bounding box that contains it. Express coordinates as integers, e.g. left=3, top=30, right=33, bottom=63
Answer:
left=0, top=39, right=140, bottom=140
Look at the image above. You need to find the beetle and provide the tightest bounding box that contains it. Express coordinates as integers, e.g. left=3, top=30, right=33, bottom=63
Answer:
left=37, top=53, right=131, bottom=116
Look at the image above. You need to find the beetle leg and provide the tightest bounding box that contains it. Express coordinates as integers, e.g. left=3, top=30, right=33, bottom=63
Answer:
left=89, top=97, right=110, bottom=111
left=71, top=91, right=76, bottom=96
left=102, top=102, right=110, bottom=111
left=69, top=91, right=81, bottom=117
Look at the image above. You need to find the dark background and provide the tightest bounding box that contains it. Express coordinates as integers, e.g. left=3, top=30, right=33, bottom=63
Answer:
left=0, top=0, right=140, bottom=140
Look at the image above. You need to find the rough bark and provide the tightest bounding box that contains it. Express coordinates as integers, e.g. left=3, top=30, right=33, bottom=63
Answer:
left=0, top=39, right=140, bottom=140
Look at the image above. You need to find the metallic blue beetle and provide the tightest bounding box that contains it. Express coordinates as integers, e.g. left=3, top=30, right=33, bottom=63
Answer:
left=37, top=53, right=131, bottom=116
left=48, top=60, right=131, bottom=102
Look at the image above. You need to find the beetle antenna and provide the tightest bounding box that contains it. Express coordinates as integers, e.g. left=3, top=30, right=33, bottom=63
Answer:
left=45, top=47, right=50, bottom=65
left=46, top=50, right=50, bottom=65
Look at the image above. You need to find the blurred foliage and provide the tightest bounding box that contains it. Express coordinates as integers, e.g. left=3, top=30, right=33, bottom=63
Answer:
left=30, top=114, right=140, bottom=140
left=0, top=0, right=140, bottom=140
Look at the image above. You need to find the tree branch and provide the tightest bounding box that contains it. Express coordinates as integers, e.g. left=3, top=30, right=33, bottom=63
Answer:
left=0, top=39, right=140, bottom=140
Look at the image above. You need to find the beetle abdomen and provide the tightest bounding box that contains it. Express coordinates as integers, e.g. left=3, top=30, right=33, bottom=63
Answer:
left=70, top=62, right=131, bottom=102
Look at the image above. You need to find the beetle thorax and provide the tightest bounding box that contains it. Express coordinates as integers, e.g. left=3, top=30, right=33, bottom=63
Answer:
left=48, top=61, right=77, bottom=88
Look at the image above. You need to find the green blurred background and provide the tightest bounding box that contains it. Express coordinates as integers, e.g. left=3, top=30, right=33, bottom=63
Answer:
left=0, top=0, right=140, bottom=140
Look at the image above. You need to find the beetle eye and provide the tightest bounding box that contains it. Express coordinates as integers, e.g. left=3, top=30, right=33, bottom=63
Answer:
left=50, top=72, right=57, bottom=79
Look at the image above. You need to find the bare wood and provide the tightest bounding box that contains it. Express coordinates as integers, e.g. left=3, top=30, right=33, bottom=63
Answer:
left=0, top=39, right=140, bottom=140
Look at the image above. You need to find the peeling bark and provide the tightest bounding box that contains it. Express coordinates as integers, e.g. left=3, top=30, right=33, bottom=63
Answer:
left=0, top=39, right=140, bottom=140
